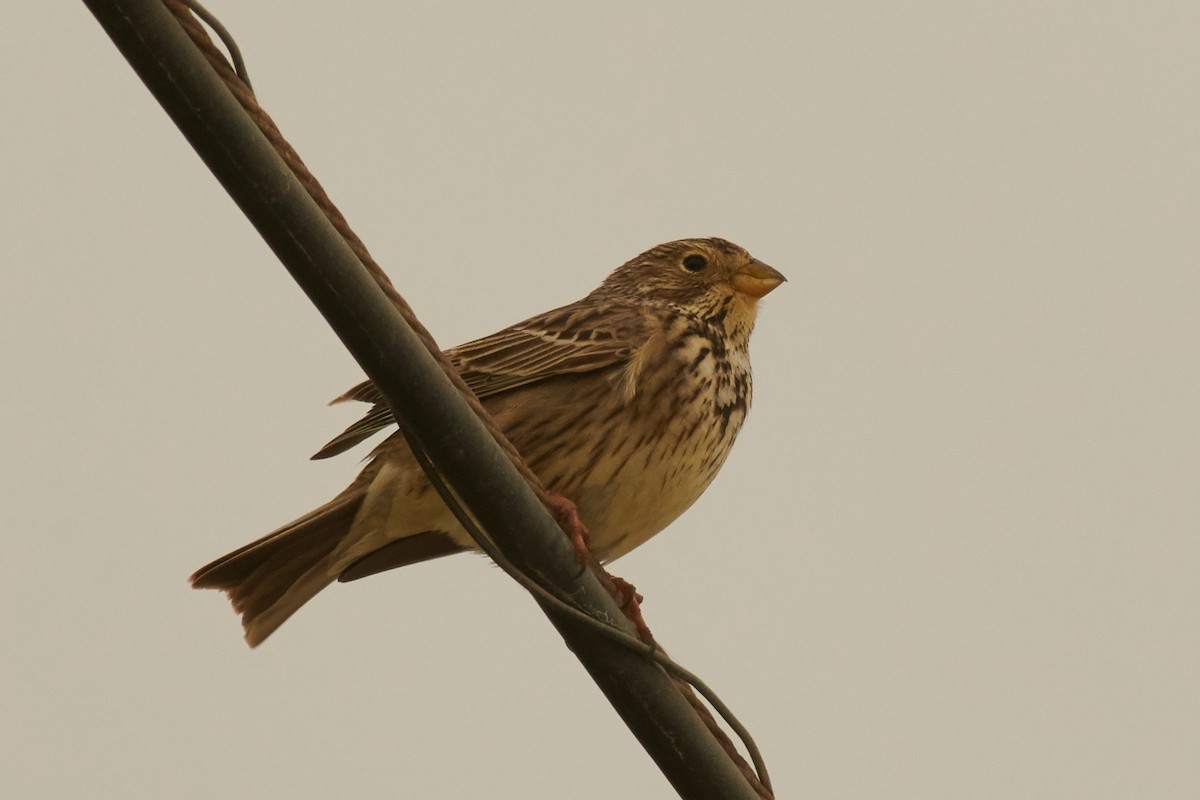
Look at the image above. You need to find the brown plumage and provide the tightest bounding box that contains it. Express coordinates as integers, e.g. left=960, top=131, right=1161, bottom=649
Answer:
left=191, top=238, right=785, bottom=646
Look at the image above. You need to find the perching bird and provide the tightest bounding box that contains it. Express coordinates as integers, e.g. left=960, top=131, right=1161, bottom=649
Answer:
left=191, top=237, right=785, bottom=646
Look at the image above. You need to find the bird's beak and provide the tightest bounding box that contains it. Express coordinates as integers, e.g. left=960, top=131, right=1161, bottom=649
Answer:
left=731, top=259, right=787, bottom=298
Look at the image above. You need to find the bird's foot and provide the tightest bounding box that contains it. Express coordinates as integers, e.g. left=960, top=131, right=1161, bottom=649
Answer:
left=543, top=492, right=654, bottom=645
left=609, top=575, right=654, bottom=645
left=545, top=491, right=592, bottom=568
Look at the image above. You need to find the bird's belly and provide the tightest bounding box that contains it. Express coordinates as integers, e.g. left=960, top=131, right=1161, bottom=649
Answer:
left=572, top=431, right=726, bottom=563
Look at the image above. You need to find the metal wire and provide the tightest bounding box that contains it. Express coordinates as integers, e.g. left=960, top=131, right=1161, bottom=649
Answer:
left=160, top=2, right=773, bottom=794
left=405, top=435, right=774, bottom=793
left=177, top=0, right=253, bottom=90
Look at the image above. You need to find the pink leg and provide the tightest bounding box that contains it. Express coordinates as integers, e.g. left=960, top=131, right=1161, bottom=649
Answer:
left=544, top=491, right=654, bottom=644
left=545, top=491, right=592, bottom=566
left=609, top=575, right=655, bottom=645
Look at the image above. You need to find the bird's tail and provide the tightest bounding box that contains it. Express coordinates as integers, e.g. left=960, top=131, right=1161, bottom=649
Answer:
left=191, top=493, right=362, bottom=647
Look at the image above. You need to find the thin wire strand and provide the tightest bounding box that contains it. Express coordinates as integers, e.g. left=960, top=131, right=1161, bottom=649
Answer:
left=405, top=440, right=773, bottom=795
left=161, top=3, right=772, bottom=795
left=177, top=0, right=253, bottom=90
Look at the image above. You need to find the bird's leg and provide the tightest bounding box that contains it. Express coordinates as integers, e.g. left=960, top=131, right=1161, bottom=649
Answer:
left=544, top=490, right=592, bottom=567
left=608, top=575, right=655, bottom=644
left=544, top=491, right=654, bottom=644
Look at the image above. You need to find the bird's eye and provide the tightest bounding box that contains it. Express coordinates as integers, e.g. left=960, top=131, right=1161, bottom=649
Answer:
left=681, top=253, right=709, bottom=273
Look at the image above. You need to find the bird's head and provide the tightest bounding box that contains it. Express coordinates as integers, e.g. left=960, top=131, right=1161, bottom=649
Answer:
left=597, top=238, right=786, bottom=318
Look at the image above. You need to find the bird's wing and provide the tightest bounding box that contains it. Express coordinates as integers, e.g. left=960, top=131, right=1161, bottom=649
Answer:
left=310, top=299, right=643, bottom=459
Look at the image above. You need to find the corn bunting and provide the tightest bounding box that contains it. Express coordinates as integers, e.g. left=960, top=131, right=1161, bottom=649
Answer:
left=192, top=237, right=785, bottom=646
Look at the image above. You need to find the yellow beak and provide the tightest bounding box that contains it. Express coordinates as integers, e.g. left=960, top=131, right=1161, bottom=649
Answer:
left=731, top=259, right=787, bottom=299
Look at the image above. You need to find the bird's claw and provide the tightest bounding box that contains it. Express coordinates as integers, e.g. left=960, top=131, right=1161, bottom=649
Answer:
left=545, top=491, right=592, bottom=569
left=609, top=575, right=655, bottom=645
left=545, top=491, right=655, bottom=645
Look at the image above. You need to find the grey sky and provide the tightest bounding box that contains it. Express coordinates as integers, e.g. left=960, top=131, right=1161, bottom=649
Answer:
left=3, top=3, right=1198, bottom=798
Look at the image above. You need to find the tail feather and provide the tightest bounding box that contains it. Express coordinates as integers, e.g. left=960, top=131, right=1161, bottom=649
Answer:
left=191, top=495, right=361, bottom=647
left=192, top=455, right=470, bottom=646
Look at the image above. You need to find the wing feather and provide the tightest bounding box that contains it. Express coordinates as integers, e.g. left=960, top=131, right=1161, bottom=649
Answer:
left=311, top=299, right=643, bottom=459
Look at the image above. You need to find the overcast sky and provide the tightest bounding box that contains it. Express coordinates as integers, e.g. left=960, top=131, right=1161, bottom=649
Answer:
left=4, top=3, right=1198, bottom=798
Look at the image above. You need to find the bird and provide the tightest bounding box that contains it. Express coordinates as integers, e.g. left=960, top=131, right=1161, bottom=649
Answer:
left=191, top=237, right=785, bottom=646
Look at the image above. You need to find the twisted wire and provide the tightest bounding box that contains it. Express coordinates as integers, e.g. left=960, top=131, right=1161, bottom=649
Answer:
left=166, top=3, right=772, bottom=794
